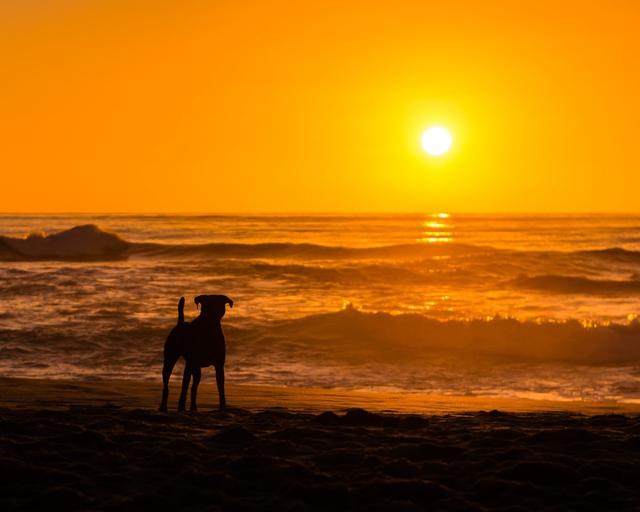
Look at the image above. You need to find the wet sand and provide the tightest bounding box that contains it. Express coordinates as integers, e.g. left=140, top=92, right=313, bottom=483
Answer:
left=2, top=378, right=640, bottom=510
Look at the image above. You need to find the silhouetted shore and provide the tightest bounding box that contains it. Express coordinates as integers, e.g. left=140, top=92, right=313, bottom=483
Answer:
left=2, top=378, right=640, bottom=510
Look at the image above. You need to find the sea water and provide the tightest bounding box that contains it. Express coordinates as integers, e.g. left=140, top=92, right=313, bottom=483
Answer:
left=1, top=213, right=640, bottom=402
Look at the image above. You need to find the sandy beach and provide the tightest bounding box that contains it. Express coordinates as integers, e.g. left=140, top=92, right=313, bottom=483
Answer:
left=2, top=377, right=640, bottom=511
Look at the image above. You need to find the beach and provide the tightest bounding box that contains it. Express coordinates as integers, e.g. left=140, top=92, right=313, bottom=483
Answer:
left=2, top=377, right=640, bottom=510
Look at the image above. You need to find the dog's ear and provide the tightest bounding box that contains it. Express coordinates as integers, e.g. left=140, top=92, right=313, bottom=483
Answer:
left=221, top=296, right=234, bottom=308
left=194, top=295, right=204, bottom=309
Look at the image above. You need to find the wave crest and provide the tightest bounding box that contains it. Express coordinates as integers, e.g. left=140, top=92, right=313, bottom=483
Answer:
left=0, top=225, right=128, bottom=261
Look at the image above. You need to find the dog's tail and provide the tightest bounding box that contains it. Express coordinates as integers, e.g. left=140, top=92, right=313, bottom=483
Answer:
left=177, top=296, right=185, bottom=325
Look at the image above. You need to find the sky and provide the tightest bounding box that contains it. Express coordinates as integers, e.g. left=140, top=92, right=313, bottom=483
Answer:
left=1, top=0, right=639, bottom=213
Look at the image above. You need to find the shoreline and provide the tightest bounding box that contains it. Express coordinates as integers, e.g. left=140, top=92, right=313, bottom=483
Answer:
left=3, top=377, right=639, bottom=415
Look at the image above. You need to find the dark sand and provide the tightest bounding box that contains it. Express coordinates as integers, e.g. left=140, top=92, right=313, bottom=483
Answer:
left=2, top=378, right=640, bottom=511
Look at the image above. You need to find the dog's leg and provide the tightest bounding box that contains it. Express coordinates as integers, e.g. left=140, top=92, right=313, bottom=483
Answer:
left=190, top=367, right=201, bottom=412
left=178, top=364, right=191, bottom=412
left=215, top=365, right=226, bottom=409
left=159, top=352, right=179, bottom=412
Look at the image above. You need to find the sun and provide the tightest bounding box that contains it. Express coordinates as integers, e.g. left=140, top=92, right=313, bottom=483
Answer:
left=421, top=126, right=453, bottom=156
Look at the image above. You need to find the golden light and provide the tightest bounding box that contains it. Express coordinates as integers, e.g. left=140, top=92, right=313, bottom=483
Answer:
left=419, top=216, right=453, bottom=244
left=421, top=126, right=453, bottom=156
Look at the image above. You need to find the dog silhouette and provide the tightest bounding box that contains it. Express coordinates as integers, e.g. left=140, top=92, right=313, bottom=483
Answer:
left=159, top=295, right=233, bottom=411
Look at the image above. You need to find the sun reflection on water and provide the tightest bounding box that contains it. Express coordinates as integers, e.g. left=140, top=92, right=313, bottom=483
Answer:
left=419, top=236, right=453, bottom=243
left=419, top=214, right=453, bottom=243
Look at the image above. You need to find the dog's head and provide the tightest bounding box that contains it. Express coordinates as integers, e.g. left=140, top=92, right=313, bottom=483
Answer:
left=194, top=295, right=233, bottom=319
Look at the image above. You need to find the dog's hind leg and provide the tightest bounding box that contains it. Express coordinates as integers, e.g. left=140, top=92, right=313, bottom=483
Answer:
left=159, top=351, right=179, bottom=412
left=178, top=364, right=192, bottom=412
left=189, top=367, right=201, bottom=412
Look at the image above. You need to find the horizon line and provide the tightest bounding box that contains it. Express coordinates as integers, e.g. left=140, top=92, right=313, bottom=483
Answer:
left=2, top=211, right=640, bottom=216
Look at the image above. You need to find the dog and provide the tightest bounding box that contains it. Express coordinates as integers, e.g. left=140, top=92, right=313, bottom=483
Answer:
left=159, top=294, right=233, bottom=412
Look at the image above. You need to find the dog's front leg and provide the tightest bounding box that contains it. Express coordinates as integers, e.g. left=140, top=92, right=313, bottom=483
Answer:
left=177, top=365, right=191, bottom=412
left=215, top=365, right=226, bottom=409
left=190, top=367, right=201, bottom=412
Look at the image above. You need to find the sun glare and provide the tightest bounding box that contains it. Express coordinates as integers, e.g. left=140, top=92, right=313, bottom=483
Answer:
left=421, top=126, right=452, bottom=156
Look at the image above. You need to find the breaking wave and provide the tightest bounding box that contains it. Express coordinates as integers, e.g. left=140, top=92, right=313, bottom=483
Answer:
left=241, top=307, right=640, bottom=366
left=0, top=225, right=128, bottom=261
left=5, top=307, right=640, bottom=369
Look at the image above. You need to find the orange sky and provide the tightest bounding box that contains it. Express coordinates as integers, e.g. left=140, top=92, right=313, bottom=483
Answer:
left=1, top=1, right=639, bottom=213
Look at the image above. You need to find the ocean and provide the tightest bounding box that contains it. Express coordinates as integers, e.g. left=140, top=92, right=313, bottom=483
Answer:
left=1, top=213, right=640, bottom=402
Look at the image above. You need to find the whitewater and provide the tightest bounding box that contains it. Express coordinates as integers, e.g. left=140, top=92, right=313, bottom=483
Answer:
left=1, top=213, right=640, bottom=402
